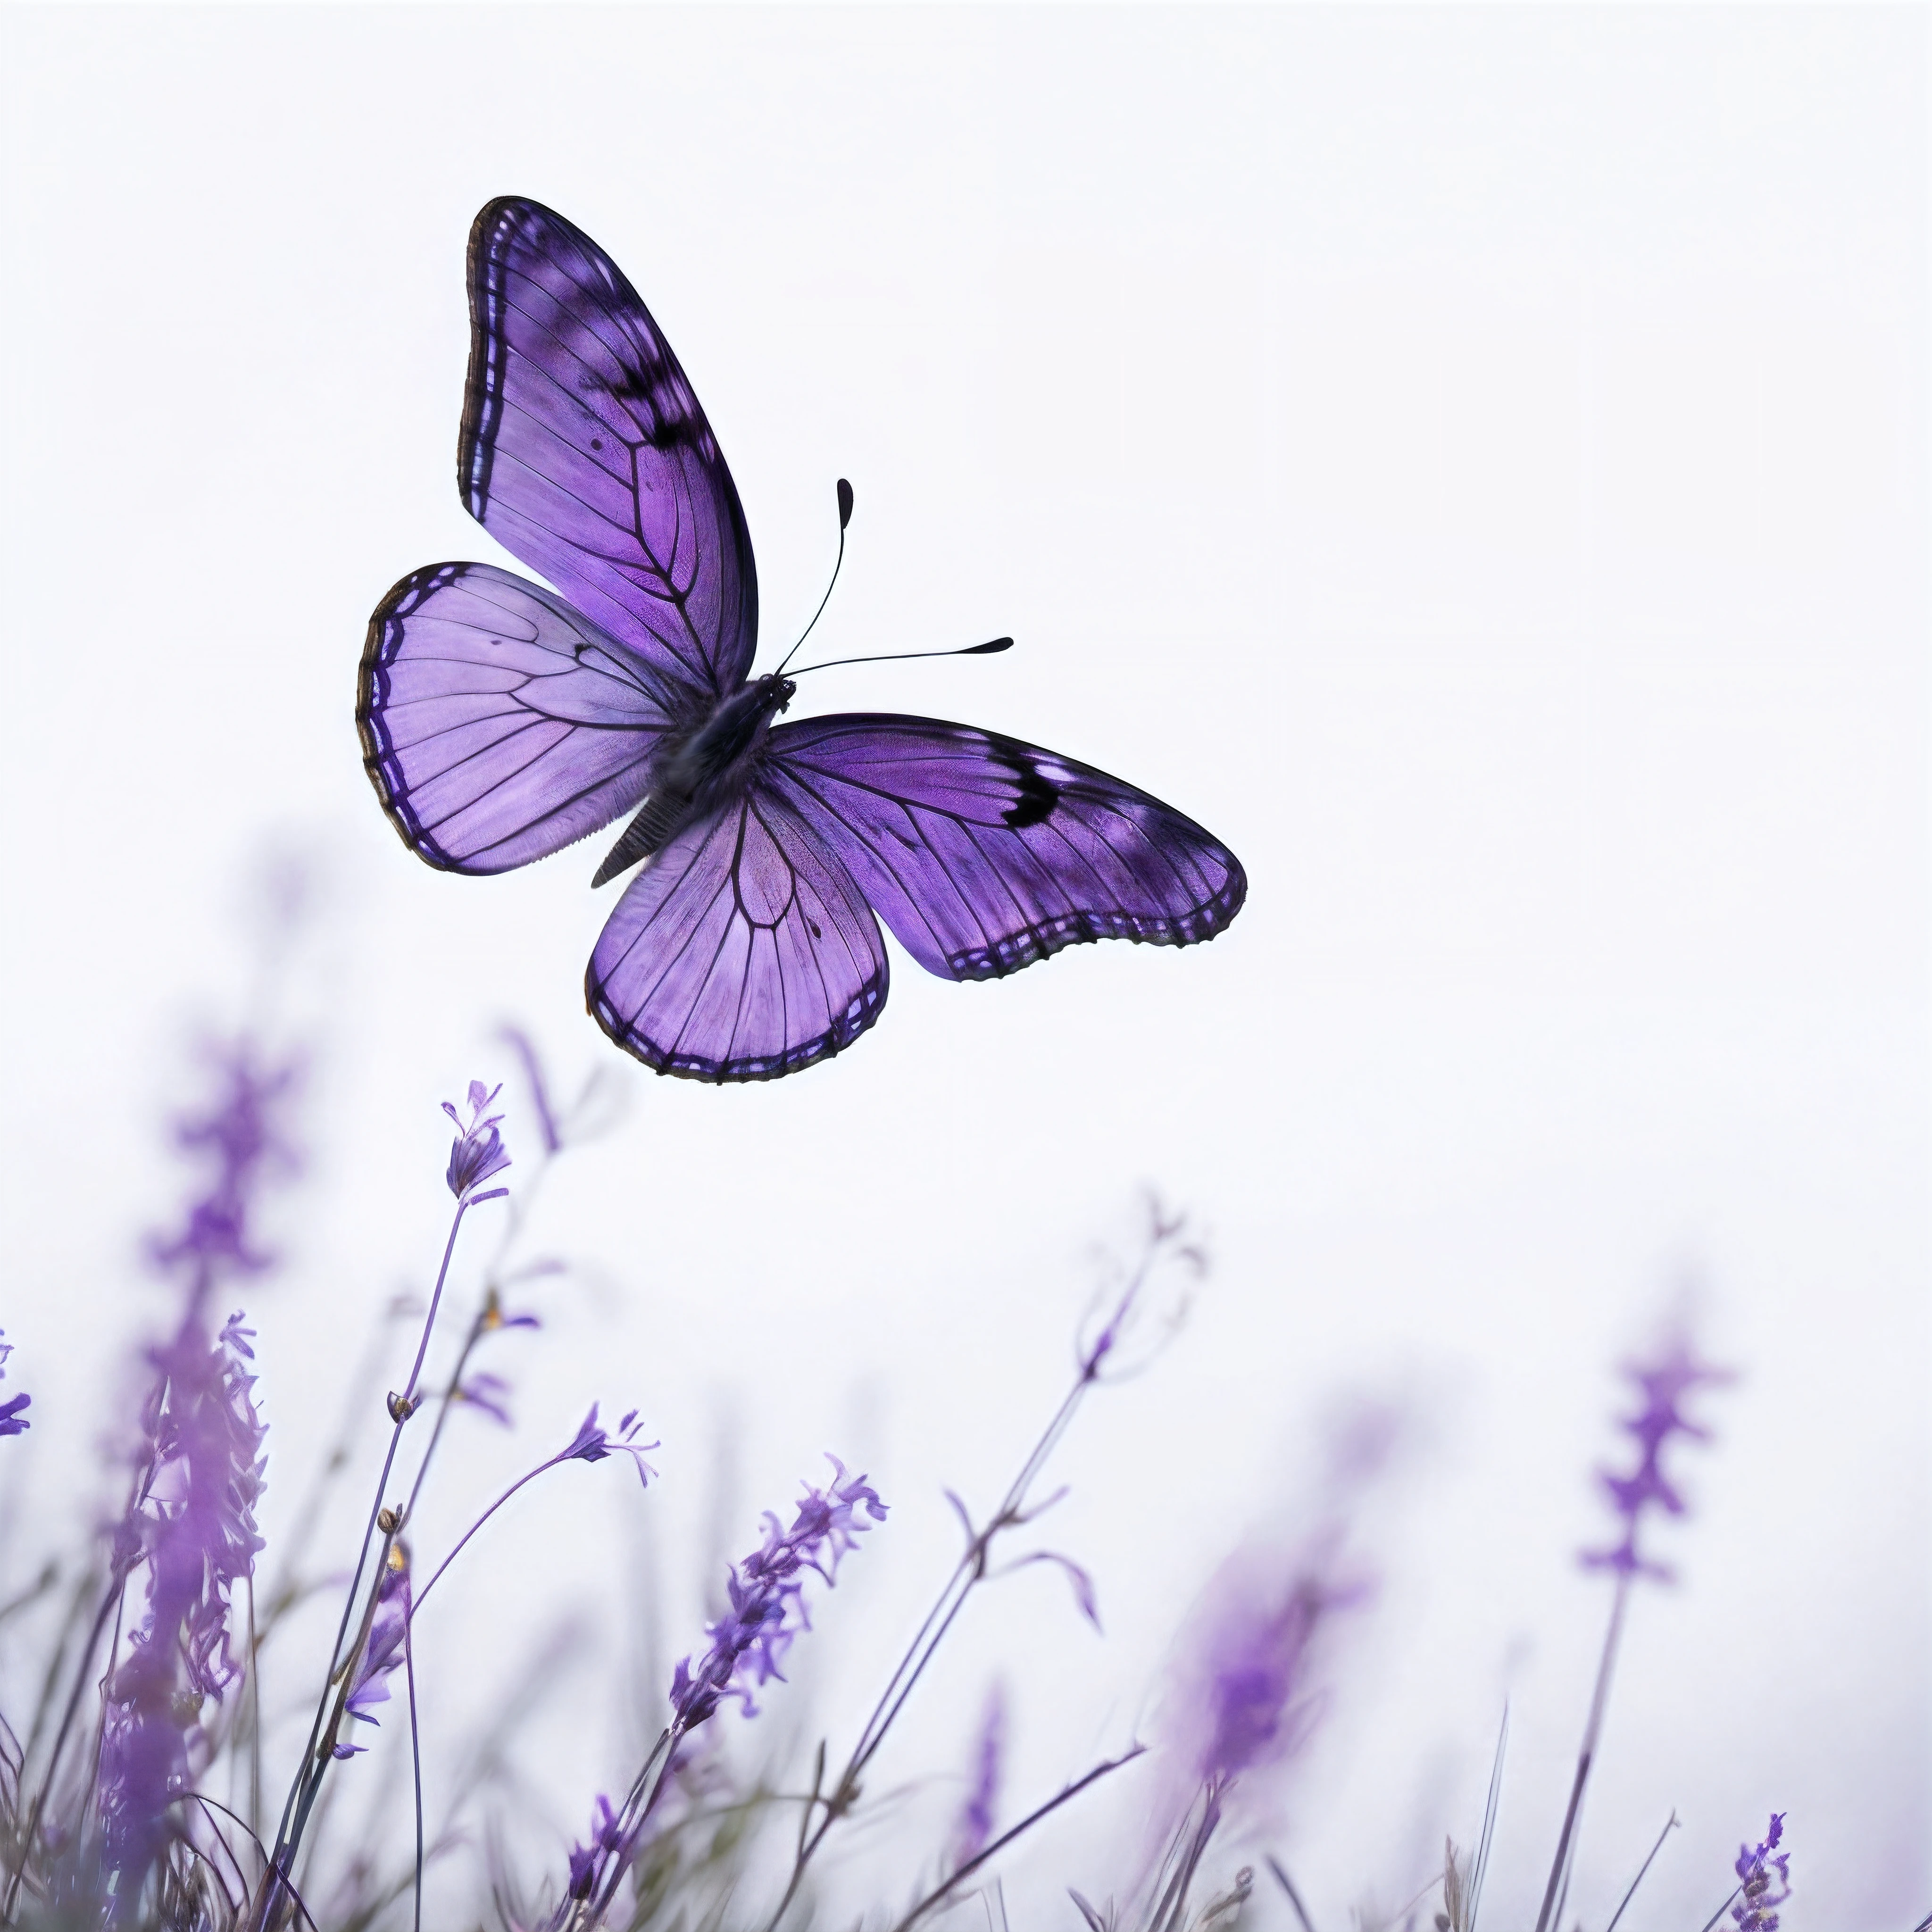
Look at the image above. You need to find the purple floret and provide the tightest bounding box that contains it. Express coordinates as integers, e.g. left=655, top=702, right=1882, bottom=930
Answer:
left=336, top=1545, right=412, bottom=1754
left=444, top=1079, right=511, bottom=1200
left=562, top=1404, right=659, bottom=1488
left=565, top=1795, right=625, bottom=1900
left=0, top=1332, right=28, bottom=1438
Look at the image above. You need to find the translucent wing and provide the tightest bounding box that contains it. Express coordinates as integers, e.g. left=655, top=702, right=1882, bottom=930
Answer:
left=358, top=561, right=687, bottom=874
left=761, top=716, right=1246, bottom=979
left=462, top=196, right=758, bottom=696
left=585, top=791, right=888, bottom=1082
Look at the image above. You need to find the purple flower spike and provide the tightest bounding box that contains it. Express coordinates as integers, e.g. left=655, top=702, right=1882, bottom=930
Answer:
left=97, top=1311, right=268, bottom=1913
left=1732, top=1814, right=1791, bottom=1930
left=444, top=1079, right=511, bottom=1200
left=1198, top=1563, right=1365, bottom=1785
left=668, top=1457, right=887, bottom=1732
left=148, top=1042, right=301, bottom=1302
left=949, top=1685, right=1006, bottom=1875
left=1582, top=1328, right=1732, bottom=1583
left=0, top=1332, right=28, bottom=1438
left=1157, top=1409, right=1391, bottom=1824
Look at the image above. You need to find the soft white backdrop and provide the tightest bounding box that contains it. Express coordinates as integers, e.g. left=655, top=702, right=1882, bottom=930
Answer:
left=0, top=6, right=1925, bottom=1928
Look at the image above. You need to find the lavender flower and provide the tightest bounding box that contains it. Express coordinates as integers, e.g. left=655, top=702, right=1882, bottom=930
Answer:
left=1732, top=1814, right=1791, bottom=1930
left=1582, top=1329, right=1731, bottom=1582
left=669, top=1457, right=888, bottom=1731
left=444, top=1079, right=512, bottom=1200
left=1535, top=1326, right=1732, bottom=1932
left=335, top=1542, right=412, bottom=1756
left=457, top=1370, right=516, bottom=1428
left=0, top=1331, right=29, bottom=1438
left=148, top=1041, right=300, bottom=1299
left=547, top=1460, right=885, bottom=1929
left=1175, top=1543, right=1369, bottom=1794
left=96, top=1309, right=267, bottom=1916
left=561, top=1404, right=659, bottom=1489
left=948, top=1684, right=1006, bottom=1876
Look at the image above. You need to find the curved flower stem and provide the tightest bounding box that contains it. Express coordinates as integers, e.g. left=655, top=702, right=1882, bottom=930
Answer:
left=408, top=1453, right=568, bottom=1623
left=761, top=1221, right=1186, bottom=1932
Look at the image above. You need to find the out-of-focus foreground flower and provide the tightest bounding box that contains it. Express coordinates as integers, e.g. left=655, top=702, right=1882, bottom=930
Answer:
left=0, top=1332, right=29, bottom=1439
left=1732, top=1813, right=1792, bottom=1931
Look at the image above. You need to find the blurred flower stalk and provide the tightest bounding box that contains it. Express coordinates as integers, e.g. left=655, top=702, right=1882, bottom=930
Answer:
left=0, top=1009, right=1816, bottom=1932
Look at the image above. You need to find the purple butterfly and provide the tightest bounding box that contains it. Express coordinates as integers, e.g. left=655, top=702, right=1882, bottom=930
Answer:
left=356, top=198, right=1246, bottom=1082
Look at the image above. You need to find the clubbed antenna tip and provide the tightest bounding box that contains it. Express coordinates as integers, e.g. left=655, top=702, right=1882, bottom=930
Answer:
left=836, top=477, right=854, bottom=529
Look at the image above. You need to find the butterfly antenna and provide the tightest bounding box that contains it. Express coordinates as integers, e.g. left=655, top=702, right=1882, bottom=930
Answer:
left=776, top=479, right=856, bottom=676
left=788, top=637, right=1014, bottom=677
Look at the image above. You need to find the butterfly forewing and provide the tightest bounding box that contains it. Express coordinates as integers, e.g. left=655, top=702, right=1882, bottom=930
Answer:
left=760, top=716, right=1247, bottom=980
left=462, top=197, right=758, bottom=697
left=358, top=562, right=683, bottom=873
left=586, top=792, right=889, bottom=1082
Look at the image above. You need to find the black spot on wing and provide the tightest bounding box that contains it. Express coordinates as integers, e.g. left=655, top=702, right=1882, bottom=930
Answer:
left=988, top=734, right=1060, bottom=829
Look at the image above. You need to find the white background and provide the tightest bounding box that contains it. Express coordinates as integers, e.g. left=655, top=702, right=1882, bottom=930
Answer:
left=0, top=6, right=1925, bottom=1929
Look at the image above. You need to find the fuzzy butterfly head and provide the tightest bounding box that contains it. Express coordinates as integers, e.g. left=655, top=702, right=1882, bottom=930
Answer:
left=358, top=196, right=1247, bottom=1081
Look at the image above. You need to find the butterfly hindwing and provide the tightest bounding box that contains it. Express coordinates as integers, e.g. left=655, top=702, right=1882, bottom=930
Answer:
left=760, top=715, right=1247, bottom=980
left=358, top=561, right=685, bottom=874
left=585, top=792, right=888, bottom=1082
left=462, top=197, right=758, bottom=697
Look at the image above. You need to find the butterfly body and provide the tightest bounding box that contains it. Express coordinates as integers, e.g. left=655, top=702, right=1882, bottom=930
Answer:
left=592, top=673, right=798, bottom=886
left=358, top=197, right=1246, bottom=1082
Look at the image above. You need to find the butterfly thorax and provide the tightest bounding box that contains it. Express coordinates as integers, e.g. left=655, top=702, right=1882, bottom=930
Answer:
left=591, top=674, right=795, bottom=886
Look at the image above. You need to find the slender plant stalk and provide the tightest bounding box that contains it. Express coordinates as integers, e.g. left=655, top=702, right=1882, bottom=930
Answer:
left=406, top=1626, right=424, bottom=1932
left=1697, top=1886, right=1742, bottom=1932
left=759, top=1218, right=1191, bottom=1932
left=256, top=1193, right=479, bottom=1930
left=1, top=1451, right=150, bottom=1922
left=1265, top=1857, right=1318, bottom=1932
left=1603, top=1811, right=1678, bottom=1932
left=1466, top=1700, right=1508, bottom=1932
left=1533, top=1571, right=1632, bottom=1932
left=884, top=1747, right=1144, bottom=1932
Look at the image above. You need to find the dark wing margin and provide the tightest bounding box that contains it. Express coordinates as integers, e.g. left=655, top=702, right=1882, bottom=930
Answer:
left=460, top=196, right=758, bottom=697
left=358, top=561, right=681, bottom=874
left=760, top=715, right=1246, bottom=980
left=585, top=791, right=888, bottom=1083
